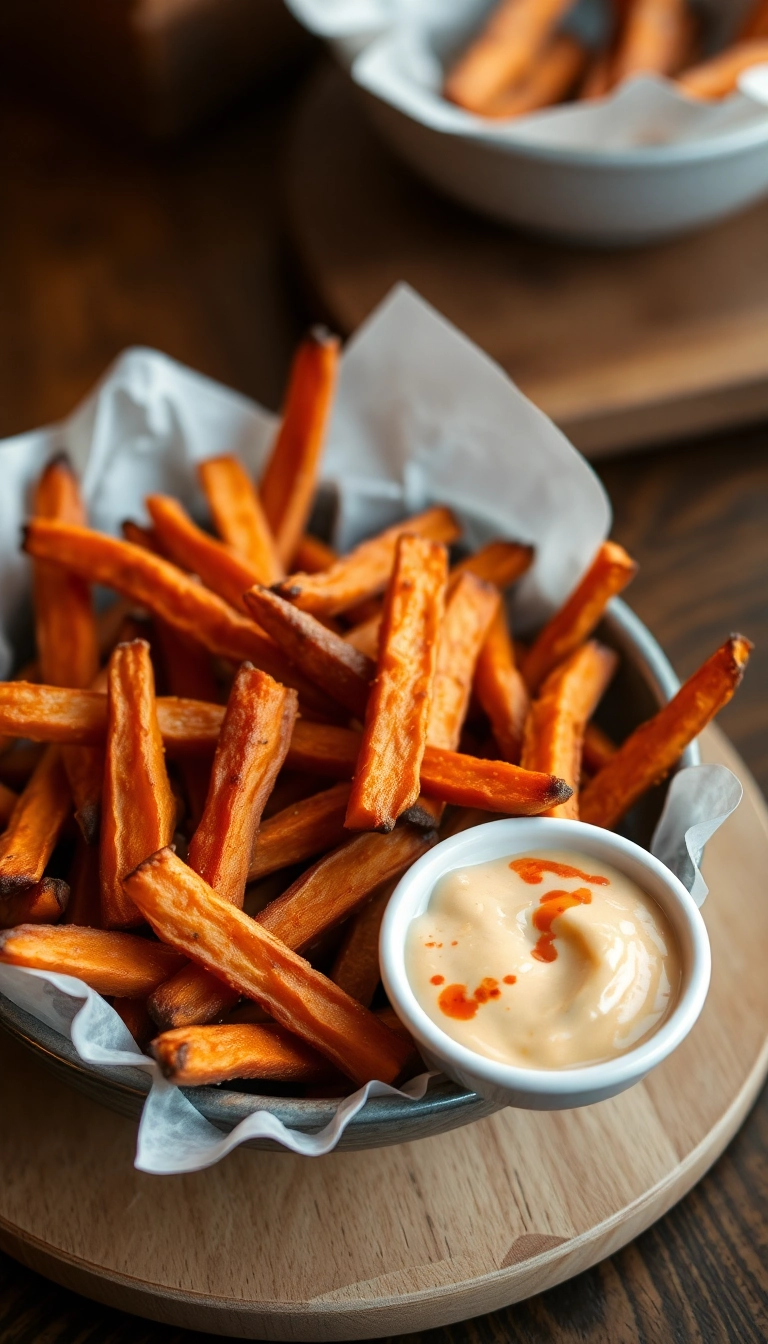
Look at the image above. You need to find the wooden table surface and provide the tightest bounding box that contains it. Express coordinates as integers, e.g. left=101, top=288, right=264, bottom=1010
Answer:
left=1, top=57, right=767, bottom=1344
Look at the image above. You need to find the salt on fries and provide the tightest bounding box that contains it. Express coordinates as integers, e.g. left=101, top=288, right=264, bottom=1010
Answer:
left=0, top=328, right=751, bottom=1094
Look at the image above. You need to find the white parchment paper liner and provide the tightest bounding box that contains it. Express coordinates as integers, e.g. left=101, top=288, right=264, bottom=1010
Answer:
left=0, top=284, right=742, bottom=1169
left=287, top=0, right=768, bottom=151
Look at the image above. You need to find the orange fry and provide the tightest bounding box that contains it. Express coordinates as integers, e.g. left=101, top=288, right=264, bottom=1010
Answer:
left=100, top=640, right=176, bottom=928
left=678, top=40, right=768, bottom=99
left=243, top=586, right=374, bottom=720
left=522, top=541, right=637, bottom=692
left=151, top=1022, right=331, bottom=1086
left=247, top=781, right=352, bottom=881
left=22, top=520, right=335, bottom=717
left=474, top=605, right=530, bottom=764
left=419, top=748, right=572, bottom=814
left=346, top=535, right=448, bottom=832
left=407, top=572, right=499, bottom=825
left=0, top=923, right=185, bottom=996
left=448, top=539, right=534, bottom=593
left=146, top=494, right=262, bottom=612
left=444, top=0, right=576, bottom=112
left=148, top=668, right=299, bottom=1029
left=582, top=721, right=617, bottom=774
left=112, top=996, right=155, bottom=1048
left=149, top=820, right=434, bottom=1031
left=482, top=34, right=589, bottom=118
left=198, top=454, right=284, bottom=585
left=330, top=883, right=393, bottom=1007
left=521, top=641, right=618, bottom=818
left=125, top=847, right=412, bottom=1085
left=292, top=534, right=337, bottom=573
left=0, top=877, right=69, bottom=929
left=580, top=636, right=751, bottom=829
left=32, top=455, right=101, bottom=843
left=274, top=506, right=460, bottom=618
left=612, top=0, right=692, bottom=82
left=257, top=824, right=437, bottom=954
left=259, top=328, right=340, bottom=566
left=0, top=747, right=71, bottom=894
left=188, top=666, right=297, bottom=906
left=740, top=0, right=768, bottom=40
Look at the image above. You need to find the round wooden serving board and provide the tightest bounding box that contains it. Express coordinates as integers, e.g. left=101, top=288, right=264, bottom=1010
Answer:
left=285, top=67, right=768, bottom=463
left=1, top=724, right=766, bottom=1341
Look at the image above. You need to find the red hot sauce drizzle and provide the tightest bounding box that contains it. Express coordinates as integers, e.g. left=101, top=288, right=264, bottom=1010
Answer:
left=531, top=887, right=593, bottom=962
left=438, top=976, right=505, bottom=1020
left=510, top=857, right=609, bottom=886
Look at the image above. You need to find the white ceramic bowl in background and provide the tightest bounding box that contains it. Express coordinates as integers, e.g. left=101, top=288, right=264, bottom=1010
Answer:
left=380, top=817, right=711, bottom=1110
left=363, top=93, right=768, bottom=245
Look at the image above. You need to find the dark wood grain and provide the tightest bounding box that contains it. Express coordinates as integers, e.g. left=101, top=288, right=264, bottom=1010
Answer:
left=1, top=56, right=768, bottom=1344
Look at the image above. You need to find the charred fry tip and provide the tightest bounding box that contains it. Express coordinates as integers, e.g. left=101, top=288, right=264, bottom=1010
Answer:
left=308, top=325, right=340, bottom=348
left=0, top=877, right=41, bottom=895
left=75, top=802, right=100, bottom=845
left=45, top=450, right=74, bottom=471
left=46, top=878, right=71, bottom=913
left=551, top=777, right=574, bottom=804
left=20, top=524, right=31, bottom=552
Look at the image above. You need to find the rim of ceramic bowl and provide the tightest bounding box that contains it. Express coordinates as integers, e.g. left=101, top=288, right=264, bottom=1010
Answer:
left=379, top=817, right=712, bottom=1102
left=0, top=597, right=701, bottom=1139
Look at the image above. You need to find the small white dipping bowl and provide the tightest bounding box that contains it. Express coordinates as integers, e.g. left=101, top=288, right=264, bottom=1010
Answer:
left=380, top=817, right=711, bottom=1111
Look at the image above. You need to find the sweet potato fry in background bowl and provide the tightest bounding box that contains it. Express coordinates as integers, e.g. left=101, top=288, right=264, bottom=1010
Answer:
left=0, top=597, right=700, bottom=1150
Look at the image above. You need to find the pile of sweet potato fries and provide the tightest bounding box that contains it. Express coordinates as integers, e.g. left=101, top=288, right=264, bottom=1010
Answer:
left=0, top=327, right=751, bottom=1096
left=444, top=0, right=768, bottom=120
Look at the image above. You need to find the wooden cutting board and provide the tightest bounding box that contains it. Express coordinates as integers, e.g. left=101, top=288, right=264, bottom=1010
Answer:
left=0, top=725, right=765, bottom=1339
left=285, top=66, right=768, bottom=461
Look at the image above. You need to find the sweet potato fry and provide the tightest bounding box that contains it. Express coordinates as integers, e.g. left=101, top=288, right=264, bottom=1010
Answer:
left=346, top=535, right=448, bottom=832
left=522, top=541, right=637, bottom=692
left=259, top=328, right=340, bottom=566
left=146, top=494, right=263, bottom=612
left=419, top=748, right=572, bottom=814
left=124, top=847, right=412, bottom=1085
left=482, top=34, right=589, bottom=118
left=581, top=635, right=752, bottom=829
left=112, top=996, right=155, bottom=1048
left=152, top=617, right=220, bottom=830
left=247, top=781, right=352, bottom=881
left=580, top=46, right=616, bottom=99
left=64, top=836, right=102, bottom=927
left=444, top=0, right=576, bottom=112
left=243, top=586, right=374, bottom=720
left=678, top=40, right=768, bottom=99
left=0, top=877, right=69, bottom=929
left=151, top=1022, right=331, bottom=1086
left=198, top=454, right=284, bottom=585
left=0, top=747, right=71, bottom=893
left=406, top=573, right=499, bottom=825
left=521, top=641, right=618, bottom=819
left=448, top=539, right=534, bottom=593
left=292, top=534, right=337, bottom=573
left=740, top=0, right=768, bottom=40
left=0, top=923, right=185, bottom=995
left=188, top=666, right=297, bottom=905
left=343, top=613, right=382, bottom=661
left=612, top=0, right=692, bottom=81
left=32, top=455, right=101, bottom=843
left=0, top=782, right=18, bottom=827
left=474, top=605, right=530, bottom=764
left=100, top=640, right=177, bottom=928
left=149, top=819, right=434, bottom=1031
left=330, top=882, right=393, bottom=1007
left=274, top=506, right=460, bottom=618
left=582, top=721, right=617, bottom=774
left=257, top=824, right=437, bottom=954
left=22, top=520, right=336, bottom=717
left=148, top=668, right=298, bottom=1028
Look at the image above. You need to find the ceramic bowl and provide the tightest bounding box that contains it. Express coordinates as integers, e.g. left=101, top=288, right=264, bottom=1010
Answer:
left=380, top=817, right=711, bottom=1110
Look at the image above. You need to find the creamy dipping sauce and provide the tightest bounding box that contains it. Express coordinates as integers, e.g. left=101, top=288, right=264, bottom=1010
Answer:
left=405, top=851, right=681, bottom=1070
